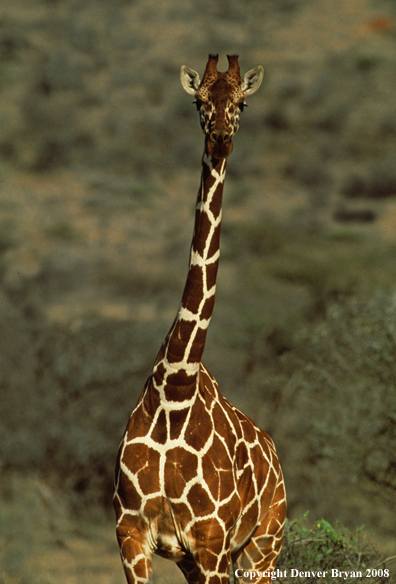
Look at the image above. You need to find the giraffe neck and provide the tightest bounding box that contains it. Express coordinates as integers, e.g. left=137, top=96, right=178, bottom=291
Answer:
left=149, top=152, right=226, bottom=404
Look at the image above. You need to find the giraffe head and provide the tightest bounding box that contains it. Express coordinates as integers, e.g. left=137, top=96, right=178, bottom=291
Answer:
left=181, top=54, right=263, bottom=159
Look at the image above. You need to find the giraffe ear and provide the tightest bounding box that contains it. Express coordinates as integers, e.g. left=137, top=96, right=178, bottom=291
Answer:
left=241, top=66, right=264, bottom=96
left=180, top=66, right=201, bottom=96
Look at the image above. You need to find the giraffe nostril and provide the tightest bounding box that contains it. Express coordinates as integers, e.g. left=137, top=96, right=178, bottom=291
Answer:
left=209, top=130, right=231, bottom=144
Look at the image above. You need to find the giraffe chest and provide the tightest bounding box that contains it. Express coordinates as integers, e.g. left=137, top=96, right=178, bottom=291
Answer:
left=115, top=367, right=279, bottom=557
left=119, top=426, right=241, bottom=516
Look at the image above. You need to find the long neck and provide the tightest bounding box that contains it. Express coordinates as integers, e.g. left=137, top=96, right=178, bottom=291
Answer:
left=150, top=153, right=226, bottom=402
left=168, top=152, right=226, bottom=364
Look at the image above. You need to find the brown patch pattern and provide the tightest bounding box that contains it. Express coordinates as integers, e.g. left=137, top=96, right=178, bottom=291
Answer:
left=114, top=55, right=286, bottom=584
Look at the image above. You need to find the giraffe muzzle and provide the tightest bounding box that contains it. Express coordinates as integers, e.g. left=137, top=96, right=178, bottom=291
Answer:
left=207, top=128, right=233, bottom=159
left=209, top=129, right=231, bottom=144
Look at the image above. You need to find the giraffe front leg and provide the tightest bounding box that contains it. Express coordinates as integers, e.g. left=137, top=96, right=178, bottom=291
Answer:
left=233, top=488, right=286, bottom=584
left=193, top=549, right=231, bottom=584
left=176, top=555, right=201, bottom=584
left=233, top=523, right=283, bottom=584
left=191, top=523, right=232, bottom=584
left=116, top=520, right=153, bottom=584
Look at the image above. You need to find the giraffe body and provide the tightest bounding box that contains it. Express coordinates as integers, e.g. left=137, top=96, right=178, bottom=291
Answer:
left=114, top=55, right=286, bottom=584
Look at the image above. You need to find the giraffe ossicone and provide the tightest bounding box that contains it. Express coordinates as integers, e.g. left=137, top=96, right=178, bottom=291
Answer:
left=114, top=54, right=286, bottom=584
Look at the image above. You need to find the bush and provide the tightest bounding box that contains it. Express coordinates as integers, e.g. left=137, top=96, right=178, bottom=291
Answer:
left=287, top=291, right=396, bottom=488
left=254, top=289, right=396, bottom=533
left=0, top=293, right=165, bottom=511
left=275, top=515, right=396, bottom=583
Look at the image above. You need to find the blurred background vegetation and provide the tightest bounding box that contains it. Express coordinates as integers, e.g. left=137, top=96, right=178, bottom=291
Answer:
left=0, top=0, right=396, bottom=581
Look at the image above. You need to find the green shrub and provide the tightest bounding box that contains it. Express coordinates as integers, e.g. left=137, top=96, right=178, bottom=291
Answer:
left=275, top=514, right=396, bottom=583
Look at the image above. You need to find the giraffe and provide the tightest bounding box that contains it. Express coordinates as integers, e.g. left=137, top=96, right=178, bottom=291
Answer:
left=114, top=54, right=286, bottom=584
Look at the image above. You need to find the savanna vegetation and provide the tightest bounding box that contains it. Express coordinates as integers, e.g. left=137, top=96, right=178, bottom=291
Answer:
left=0, top=0, right=396, bottom=581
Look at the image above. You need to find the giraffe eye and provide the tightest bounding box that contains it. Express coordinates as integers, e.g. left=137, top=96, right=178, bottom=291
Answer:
left=193, top=99, right=202, bottom=111
left=239, top=102, right=248, bottom=113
